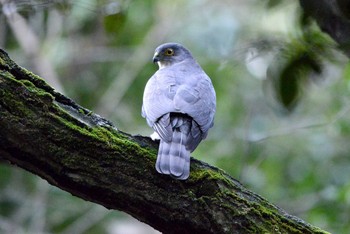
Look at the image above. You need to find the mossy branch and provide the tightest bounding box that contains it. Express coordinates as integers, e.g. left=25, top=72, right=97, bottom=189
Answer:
left=0, top=49, right=328, bottom=234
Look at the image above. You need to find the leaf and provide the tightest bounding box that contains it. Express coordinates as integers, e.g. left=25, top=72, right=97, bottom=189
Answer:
left=265, top=0, right=284, bottom=8
left=103, top=10, right=127, bottom=35
left=266, top=43, right=323, bottom=111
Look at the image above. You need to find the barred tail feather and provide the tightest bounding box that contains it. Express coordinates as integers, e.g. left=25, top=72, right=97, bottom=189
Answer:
left=156, top=140, right=170, bottom=174
left=155, top=130, right=190, bottom=180
left=169, top=130, right=190, bottom=179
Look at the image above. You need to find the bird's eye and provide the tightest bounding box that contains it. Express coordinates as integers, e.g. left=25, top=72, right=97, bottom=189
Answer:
left=164, top=48, right=174, bottom=56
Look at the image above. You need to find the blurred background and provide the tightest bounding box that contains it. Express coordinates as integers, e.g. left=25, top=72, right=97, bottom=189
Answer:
left=0, top=0, right=349, bottom=233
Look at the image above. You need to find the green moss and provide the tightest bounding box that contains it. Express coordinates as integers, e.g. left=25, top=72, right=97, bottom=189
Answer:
left=20, top=67, right=49, bottom=84
left=79, top=108, right=86, bottom=114
left=0, top=71, right=17, bottom=83
left=90, top=127, right=136, bottom=155
left=85, top=110, right=93, bottom=115
left=189, top=167, right=233, bottom=188
left=189, top=165, right=331, bottom=233
left=189, top=167, right=212, bottom=181
left=50, top=112, right=91, bottom=135
left=46, top=112, right=153, bottom=163
left=19, top=79, right=36, bottom=88
left=91, top=126, right=126, bottom=143
left=19, top=76, right=54, bottom=98
left=2, top=60, right=153, bottom=165
left=94, top=126, right=156, bottom=159
left=0, top=80, right=35, bottom=118
left=247, top=200, right=331, bottom=234
left=0, top=71, right=53, bottom=106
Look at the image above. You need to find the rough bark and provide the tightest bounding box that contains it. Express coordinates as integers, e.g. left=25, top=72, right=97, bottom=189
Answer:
left=0, top=49, right=329, bottom=233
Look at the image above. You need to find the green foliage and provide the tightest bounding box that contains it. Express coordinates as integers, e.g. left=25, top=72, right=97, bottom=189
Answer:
left=264, top=0, right=284, bottom=8
left=1, top=0, right=350, bottom=233
left=266, top=29, right=335, bottom=111
left=103, top=10, right=127, bottom=35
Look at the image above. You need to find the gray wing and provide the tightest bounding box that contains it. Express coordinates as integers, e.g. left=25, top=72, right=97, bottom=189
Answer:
left=142, top=71, right=175, bottom=127
left=142, top=63, right=216, bottom=142
left=173, top=75, right=216, bottom=136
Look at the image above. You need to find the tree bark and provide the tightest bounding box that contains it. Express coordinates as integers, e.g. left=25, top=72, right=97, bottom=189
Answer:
left=0, top=49, right=329, bottom=234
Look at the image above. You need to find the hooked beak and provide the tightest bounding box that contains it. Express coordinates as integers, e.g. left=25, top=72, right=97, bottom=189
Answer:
left=152, top=53, right=160, bottom=63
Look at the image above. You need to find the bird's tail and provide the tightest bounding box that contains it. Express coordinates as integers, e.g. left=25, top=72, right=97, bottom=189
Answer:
left=156, top=129, right=190, bottom=180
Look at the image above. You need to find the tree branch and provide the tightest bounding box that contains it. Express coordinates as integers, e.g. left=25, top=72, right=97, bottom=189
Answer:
left=0, top=49, right=329, bottom=233
left=299, top=0, right=350, bottom=57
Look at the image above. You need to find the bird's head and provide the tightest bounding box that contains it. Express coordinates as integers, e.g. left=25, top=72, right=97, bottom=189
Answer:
left=152, top=43, right=193, bottom=69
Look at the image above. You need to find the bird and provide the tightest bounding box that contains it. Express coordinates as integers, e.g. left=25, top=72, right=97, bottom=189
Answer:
left=142, top=42, right=216, bottom=180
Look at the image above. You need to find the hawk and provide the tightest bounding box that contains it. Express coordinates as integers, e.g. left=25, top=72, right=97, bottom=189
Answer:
left=142, top=43, right=216, bottom=180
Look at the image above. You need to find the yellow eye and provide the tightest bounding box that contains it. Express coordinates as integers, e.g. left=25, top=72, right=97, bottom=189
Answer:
left=164, top=48, right=174, bottom=56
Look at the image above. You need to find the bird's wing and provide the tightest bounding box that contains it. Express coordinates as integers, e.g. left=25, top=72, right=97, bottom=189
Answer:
left=142, top=72, right=177, bottom=141
left=173, top=73, right=216, bottom=135
left=142, top=64, right=216, bottom=142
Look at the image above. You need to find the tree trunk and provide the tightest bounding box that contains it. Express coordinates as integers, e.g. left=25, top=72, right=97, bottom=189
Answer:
left=0, top=49, right=329, bottom=233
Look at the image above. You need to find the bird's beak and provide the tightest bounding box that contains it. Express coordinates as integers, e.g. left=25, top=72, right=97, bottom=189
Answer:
left=153, top=53, right=160, bottom=63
